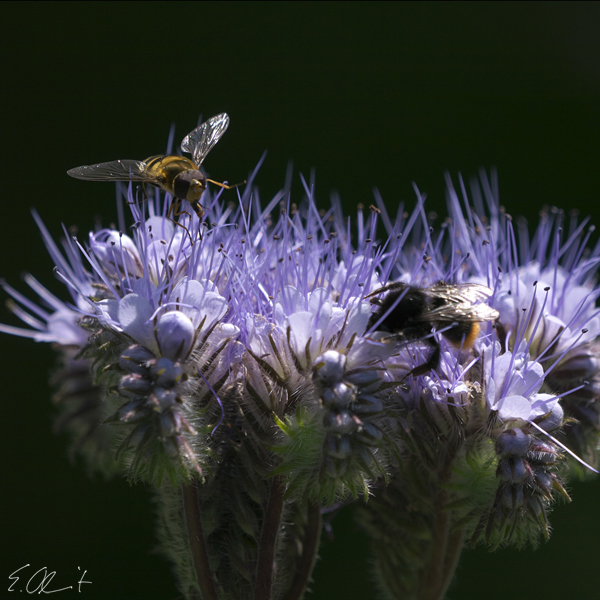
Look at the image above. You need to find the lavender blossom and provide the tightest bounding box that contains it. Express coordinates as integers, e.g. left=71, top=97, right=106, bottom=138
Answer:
left=3, top=139, right=600, bottom=600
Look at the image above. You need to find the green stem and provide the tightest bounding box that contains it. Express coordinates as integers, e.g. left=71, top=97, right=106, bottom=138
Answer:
left=418, top=480, right=466, bottom=600
left=439, top=528, right=466, bottom=599
left=420, top=491, right=450, bottom=600
left=181, top=482, right=218, bottom=600
left=254, top=476, right=286, bottom=600
left=286, top=502, right=323, bottom=600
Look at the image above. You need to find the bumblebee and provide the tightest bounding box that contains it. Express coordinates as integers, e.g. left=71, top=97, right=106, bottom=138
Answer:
left=67, top=113, right=235, bottom=220
left=367, top=281, right=499, bottom=377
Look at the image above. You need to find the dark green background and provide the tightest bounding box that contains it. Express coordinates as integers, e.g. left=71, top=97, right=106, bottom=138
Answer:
left=2, top=2, right=600, bottom=599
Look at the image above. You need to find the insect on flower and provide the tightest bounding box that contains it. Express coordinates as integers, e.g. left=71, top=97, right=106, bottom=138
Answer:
left=67, top=113, right=238, bottom=222
left=367, top=281, right=499, bottom=377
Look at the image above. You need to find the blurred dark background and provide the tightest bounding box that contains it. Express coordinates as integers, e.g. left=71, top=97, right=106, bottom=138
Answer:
left=2, top=2, right=600, bottom=599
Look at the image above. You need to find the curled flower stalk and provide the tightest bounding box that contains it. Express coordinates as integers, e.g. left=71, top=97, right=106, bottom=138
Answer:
left=3, top=140, right=600, bottom=600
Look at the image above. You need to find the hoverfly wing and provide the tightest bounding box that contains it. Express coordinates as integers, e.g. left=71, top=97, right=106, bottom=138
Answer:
left=180, top=113, right=230, bottom=166
left=67, top=159, right=149, bottom=182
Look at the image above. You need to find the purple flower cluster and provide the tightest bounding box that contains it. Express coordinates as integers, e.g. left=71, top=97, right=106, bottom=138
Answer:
left=2, top=162, right=600, bottom=564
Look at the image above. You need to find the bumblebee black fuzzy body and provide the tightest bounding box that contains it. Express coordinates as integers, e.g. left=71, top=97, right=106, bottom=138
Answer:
left=367, top=281, right=498, bottom=377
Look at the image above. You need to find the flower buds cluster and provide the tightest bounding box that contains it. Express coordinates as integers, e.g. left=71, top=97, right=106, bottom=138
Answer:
left=488, top=426, right=568, bottom=541
left=545, top=340, right=600, bottom=466
left=110, top=344, right=197, bottom=470
left=314, top=350, right=386, bottom=479
left=3, top=158, right=600, bottom=600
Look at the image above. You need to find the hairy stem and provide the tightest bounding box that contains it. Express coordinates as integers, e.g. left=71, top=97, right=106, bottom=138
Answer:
left=420, top=490, right=450, bottom=600
left=254, top=476, right=286, bottom=600
left=181, top=483, right=218, bottom=600
left=439, top=528, right=466, bottom=599
left=418, top=481, right=466, bottom=600
left=287, top=502, right=323, bottom=600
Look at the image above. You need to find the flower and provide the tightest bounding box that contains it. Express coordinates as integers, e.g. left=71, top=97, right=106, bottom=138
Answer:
left=444, top=172, right=600, bottom=468
left=482, top=341, right=563, bottom=428
left=3, top=135, right=600, bottom=599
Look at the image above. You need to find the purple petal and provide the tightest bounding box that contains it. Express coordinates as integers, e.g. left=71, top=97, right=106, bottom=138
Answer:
left=156, top=311, right=195, bottom=360
left=119, top=294, right=156, bottom=350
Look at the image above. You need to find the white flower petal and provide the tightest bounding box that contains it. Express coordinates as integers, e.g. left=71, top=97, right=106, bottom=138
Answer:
left=170, top=278, right=227, bottom=329
left=287, top=311, right=314, bottom=356
left=46, top=310, right=87, bottom=346
left=118, top=293, right=156, bottom=350
left=144, top=216, right=175, bottom=241
left=96, top=298, right=121, bottom=329
left=156, top=311, right=194, bottom=360
left=496, top=394, right=532, bottom=421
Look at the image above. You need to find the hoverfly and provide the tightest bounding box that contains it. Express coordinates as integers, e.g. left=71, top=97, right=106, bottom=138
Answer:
left=367, top=281, right=498, bottom=377
left=67, top=113, right=236, bottom=222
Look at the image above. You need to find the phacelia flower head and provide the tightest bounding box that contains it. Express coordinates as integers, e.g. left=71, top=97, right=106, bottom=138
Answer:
left=443, top=172, right=600, bottom=470
left=4, top=122, right=600, bottom=600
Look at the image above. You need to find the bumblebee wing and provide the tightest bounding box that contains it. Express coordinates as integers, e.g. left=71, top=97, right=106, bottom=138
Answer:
left=421, top=283, right=498, bottom=322
left=180, top=113, right=229, bottom=166
left=67, top=159, right=152, bottom=182
left=423, top=302, right=499, bottom=322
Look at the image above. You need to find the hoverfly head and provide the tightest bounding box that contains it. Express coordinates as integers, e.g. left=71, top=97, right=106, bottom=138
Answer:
left=174, top=169, right=207, bottom=202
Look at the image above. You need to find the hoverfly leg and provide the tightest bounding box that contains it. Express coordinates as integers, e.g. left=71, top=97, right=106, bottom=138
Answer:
left=167, top=198, right=196, bottom=246
left=189, top=200, right=205, bottom=221
left=189, top=202, right=204, bottom=242
left=170, top=202, right=194, bottom=222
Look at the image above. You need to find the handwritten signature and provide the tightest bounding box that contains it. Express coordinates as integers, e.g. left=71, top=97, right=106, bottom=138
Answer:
left=8, top=564, right=91, bottom=594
